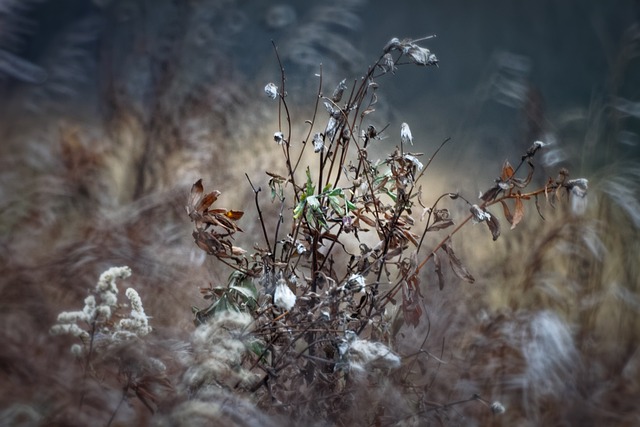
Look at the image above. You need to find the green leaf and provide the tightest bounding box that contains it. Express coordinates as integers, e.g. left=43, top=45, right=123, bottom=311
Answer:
left=246, top=338, right=269, bottom=362
left=305, top=167, right=315, bottom=196
left=230, top=281, right=258, bottom=302
left=293, top=199, right=306, bottom=220
left=306, top=195, right=320, bottom=209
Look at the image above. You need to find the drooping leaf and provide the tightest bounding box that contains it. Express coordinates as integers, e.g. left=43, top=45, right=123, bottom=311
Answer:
left=469, top=204, right=491, bottom=223
left=331, top=78, right=347, bottom=103
left=486, top=212, right=501, bottom=241
left=427, top=220, right=454, bottom=232
left=442, top=239, right=475, bottom=283
left=480, top=185, right=502, bottom=203
left=534, top=194, right=546, bottom=220
left=402, top=281, right=423, bottom=327
left=186, top=179, right=204, bottom=217
left=499, top=200, right=513, bottom=224
left=511, top=196, right=525, bottom=229
left=501, top=159, right=515, bottom=181
left=433, top=250, right=445, bottom=290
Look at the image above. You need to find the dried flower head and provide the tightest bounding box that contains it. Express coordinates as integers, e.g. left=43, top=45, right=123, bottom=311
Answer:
left=264, top=82, right=278, bottom=99
left=273, top=131, right=285, bottom=144
left=401, top=122, right=413, bottom=146
left=490, top=401, right=506, bottom=414
left=273, top=279, right=296, bottom=311
left=346, top=274, right=366, bottom=292
left=567, top=178, right=589, bottom=215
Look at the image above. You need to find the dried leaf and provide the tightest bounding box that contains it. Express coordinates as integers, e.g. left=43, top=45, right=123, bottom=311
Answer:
left=402, top=282, right=423, bottom=327
left=231, top=246, right=246, bottom=256
left=501, top=160, right=515, bottom=181
left=499, top=200, right=513, bottom=224
left=486, top=213, right=501, bottom=241
left=199, top=191, right=220, bottom=212
left=433, top=251, right=445, bottom=290
left=470, top=204, right=491, bottom=223
left=427, top=219, right=454, bottom=232
left=511, top=196, right=525, bottom=229
left=442, top=239, right=475, bottom=283
left=225, top=210, right=244, bottom=220
left=187, top=179, right=204, bottom=216
left=480, top=185, right=502, bottom=203
left=534, top=194, right=546, bottom=220
left=379, top=53, right=396, bottom=74
left=402, top=229, right=420, bottom=246
left=404, top=44, right=438, bottom=66
left=312, top=132, right=324, bottom=153
left=331, top=78, right=347, bottom=103
left=383, top=37, right=401, bottom=53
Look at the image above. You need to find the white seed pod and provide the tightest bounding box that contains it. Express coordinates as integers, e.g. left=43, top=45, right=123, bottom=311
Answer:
left=400, top=122, right=413, bottom=146
left=264, top=82, right=278, bottom=100
left=273, top=280, right=296, bottom=311
left=273, top=131, right=285, bottom=144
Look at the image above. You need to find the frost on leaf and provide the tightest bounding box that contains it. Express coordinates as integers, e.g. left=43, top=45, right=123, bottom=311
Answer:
left=379, top=53, right=396, bottom=74
left=325, top=116, right=339, bottom=140
left=312, top=132, right=324, bottom=153
left=404, top=44, right=438, bottom=66
left=383, top=37, right=401, bottom=53
left=331, top=78, right=347, bottom=103
left=470, top=204, right=500, bottom=241
left=470, top=204, right=491, bottom=223
left=403, top=154, right=423, bottom=171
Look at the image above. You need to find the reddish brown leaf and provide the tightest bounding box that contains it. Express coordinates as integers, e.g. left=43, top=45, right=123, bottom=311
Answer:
left=402, top=229, right=420, bottom=246
left=500, top=200, right=513, bottom=225
left=511, top=196, right=525, bottom=229
left=225, top=210, right=244, bottom=220
left=358, top=214, right=377, bottom=227
left=501, top=159, right=515, bottom=181
left=199, top=191, right=220, bottom=212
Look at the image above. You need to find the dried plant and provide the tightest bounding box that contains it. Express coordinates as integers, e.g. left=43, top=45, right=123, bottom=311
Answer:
left=183, top=37, right=587, bottom=425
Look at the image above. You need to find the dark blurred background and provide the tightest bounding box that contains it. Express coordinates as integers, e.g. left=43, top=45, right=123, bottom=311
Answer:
left=2, top=0, right=638, bottom=186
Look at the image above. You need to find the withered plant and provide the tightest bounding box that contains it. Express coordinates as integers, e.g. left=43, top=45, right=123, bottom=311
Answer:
left=185, top=38, right=588, bottom=425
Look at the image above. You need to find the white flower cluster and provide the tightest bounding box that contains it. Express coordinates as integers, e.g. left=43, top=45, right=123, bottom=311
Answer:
left=180, top=311, right=255, bottom=390
left=114, top=288, right=152, bottom=339
left=50, top=266, right=151, bottom=355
